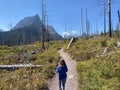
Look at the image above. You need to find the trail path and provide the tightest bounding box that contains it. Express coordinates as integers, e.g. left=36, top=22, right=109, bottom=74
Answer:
left=48, top=49, right=78, bottom=90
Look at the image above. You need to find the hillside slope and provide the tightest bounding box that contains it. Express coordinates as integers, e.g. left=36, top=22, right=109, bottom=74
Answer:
left=66, top=37, right=120, bottom=90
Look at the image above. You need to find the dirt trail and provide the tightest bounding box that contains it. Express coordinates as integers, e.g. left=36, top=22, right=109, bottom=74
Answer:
left=48, top=49, right=78, bottom=90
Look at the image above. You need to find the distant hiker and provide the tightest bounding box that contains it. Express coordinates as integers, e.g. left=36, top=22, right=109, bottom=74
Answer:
left=56, top=59, right=68, bottom=90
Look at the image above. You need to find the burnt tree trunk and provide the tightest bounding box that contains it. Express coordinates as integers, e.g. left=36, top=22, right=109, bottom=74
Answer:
left=108, top=0, right=112, bottom=37
left=41, top=0, right=46, bottom=50
left=104, top=1, right=106, bottom=36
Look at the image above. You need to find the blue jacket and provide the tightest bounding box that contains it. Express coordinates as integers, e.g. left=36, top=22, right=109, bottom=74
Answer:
left=56, top=65, right=68, bottom=80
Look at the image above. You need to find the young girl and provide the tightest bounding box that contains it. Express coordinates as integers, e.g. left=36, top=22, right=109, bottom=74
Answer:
left=56, top=59, right=68, bottom=90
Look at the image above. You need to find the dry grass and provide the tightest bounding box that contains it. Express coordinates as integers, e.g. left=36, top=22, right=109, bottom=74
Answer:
left=0, top=40, right=67, bottom=89
left=67, top=36, right=120, bottom=90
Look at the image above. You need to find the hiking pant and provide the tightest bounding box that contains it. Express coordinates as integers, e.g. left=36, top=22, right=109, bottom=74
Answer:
left=59, top=79, right=66, bottom=90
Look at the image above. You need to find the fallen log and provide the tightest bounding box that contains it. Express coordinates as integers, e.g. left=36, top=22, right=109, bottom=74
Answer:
left=0, top=64, right=43, bottom=70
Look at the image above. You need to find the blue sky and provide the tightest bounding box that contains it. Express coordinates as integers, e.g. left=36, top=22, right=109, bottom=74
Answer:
left=0, top=0, right=120, bottom=36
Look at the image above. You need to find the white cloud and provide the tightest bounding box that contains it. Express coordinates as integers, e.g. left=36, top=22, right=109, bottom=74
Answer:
left=63, top=32, right=70, bottom=36
left=63, top=31, right=78, bottom=38
left=71, top=30, right=77, bottom=34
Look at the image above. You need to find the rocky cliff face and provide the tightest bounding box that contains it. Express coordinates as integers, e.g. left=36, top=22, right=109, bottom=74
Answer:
left=13, top=15, right=41, bottom=30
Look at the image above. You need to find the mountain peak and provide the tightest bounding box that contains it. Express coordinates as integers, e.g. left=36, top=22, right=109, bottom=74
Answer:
left=34, top=14, right=39, bottom=18
left=0, top=14, right=63, bottom=46
left=13, top=14, right=41, bottom=30
left=0, top=28, right=4, bottom=32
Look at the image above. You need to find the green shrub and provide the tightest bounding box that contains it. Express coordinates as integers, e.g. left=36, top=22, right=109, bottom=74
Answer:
left=28, top=55, right=37, bottom=61
left=100, top=40, right=107, bottom=47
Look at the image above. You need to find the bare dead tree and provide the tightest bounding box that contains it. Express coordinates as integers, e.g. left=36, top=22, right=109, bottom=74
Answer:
left=116, top=10, right=120, bottom=31
left=8, top=23, right=13, bottom=31
left=95, top=0, right=107, bottom=36
left=85, top=7, right=90, bottom=36
left=104, top=0, right=107, bottom=36
left=46, top=16, right=49, bottom=42
left=103, top=1, right=107, bottom=36
left=56, top=28, right=59, bottom=40
left=41, top=0, right=46, bottom=50
left=22, top=30, right=26, bottom=44
left=86, top=7, right=88, bottom=35
left=96, top=19, right=99, bottom=35
left=81, top=8, right=84, bottom=37
left=108, top=0, right=112, bottom=37
left=97, top=0, right=120, bottom=37
left=63, top=24, right=67, bottom=38
left=108, top=0, right=120, bottom=37
left=118, top=10, right=120, bottom=22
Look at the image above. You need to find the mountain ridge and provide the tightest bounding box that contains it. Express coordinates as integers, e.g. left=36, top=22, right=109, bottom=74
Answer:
left=0, top=14, right=62, bottom=46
